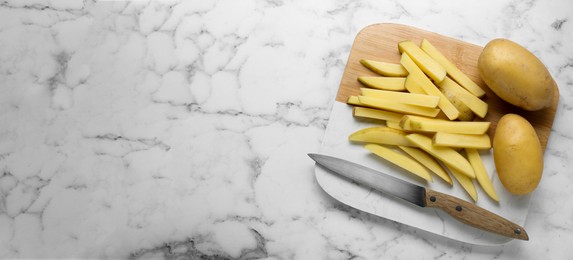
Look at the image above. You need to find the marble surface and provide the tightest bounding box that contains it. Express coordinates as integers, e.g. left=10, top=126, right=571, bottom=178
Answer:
left=0, top=0, right=572, bottom=259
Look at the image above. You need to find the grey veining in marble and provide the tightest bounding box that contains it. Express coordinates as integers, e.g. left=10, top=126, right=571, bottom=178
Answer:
left=0, top=0, right=572, bottom=259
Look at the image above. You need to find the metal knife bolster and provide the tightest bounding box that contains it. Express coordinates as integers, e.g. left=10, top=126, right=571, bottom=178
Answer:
left=309, top=153, right=529, bottom=241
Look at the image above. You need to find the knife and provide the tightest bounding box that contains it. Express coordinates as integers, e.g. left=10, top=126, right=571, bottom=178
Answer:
left=309, top=153, right=529, bottom=240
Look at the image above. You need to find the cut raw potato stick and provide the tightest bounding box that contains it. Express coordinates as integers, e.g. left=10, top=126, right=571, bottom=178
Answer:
left=357, top=96, right=440, bottom=117
left=420, top=39, right=486, bottom=98
left=404, top=75, right=426, bottom=94
left=360, top=59, right=409, bottom=77
left=398, top=115, right=436, bottom=131
left=438, top=76, right=488, bottom=118
left=439, top=81, right=476, bottom=121
left=399, top=115, right=413, bottom=130
left=466, top=148, right=499, bottom=202
left=403, top=115, right=490, bottom=135
left=399, top=115, right=440, bottom=131
left=433, top=132, right=491, bottom=149
left=401, top=53, right=460, bottom=120
left=444, top=163, right=479, bottom=202
left=399, top=115, right=433, bottom=130
left=349, top=96, right=440, bottom=119
left=365, top=144, right=432, bottom=182
left=398, top=146, right=453, bottom=185
left=360, top=88, right=440, bottom=108
left=349, top=127, right=413, bottom=147
left=353, top=107, right=404, bottom=122
left=411, top=119, right=490, bottom=135
left=358, top=76, right=406, bottom=91
left=347, top=95, right=360, bottom=106
left=386, top=120, right=403, bottom=130
left=398, top=40, right=446, bottom=83
left=405, top=133, right=476, bottom=178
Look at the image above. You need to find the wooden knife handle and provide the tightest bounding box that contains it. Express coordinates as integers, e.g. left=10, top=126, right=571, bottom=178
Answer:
left=424, top=189, right=529, bottom=240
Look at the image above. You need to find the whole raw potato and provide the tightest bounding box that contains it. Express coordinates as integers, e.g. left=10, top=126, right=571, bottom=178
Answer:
left=493, top=114, right=543, bottom=195
left=478, top=39, right=555, bottom=111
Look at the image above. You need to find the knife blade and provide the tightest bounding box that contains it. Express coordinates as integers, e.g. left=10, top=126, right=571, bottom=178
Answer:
left=309, top=153, right=528, bottom=240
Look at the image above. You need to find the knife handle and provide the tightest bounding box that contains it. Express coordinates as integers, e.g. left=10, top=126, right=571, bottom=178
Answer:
left=424, top=189, right=529, bottom=240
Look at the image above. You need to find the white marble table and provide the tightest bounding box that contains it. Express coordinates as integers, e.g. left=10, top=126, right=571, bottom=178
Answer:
left=0, top=0, right=572, bottom=259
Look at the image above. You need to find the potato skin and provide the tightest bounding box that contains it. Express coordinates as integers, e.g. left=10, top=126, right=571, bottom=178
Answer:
left=478, top=39, right=555, bottom=111
left=493, top=114, right=543, bottom=195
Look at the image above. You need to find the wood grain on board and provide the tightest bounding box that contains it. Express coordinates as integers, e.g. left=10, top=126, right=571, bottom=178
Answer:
left=336, top=23, right=559, bottom=151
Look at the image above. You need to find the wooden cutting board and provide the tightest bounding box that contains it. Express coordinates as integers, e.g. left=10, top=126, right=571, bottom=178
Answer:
left=336, top=23, right=559, bottom=151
